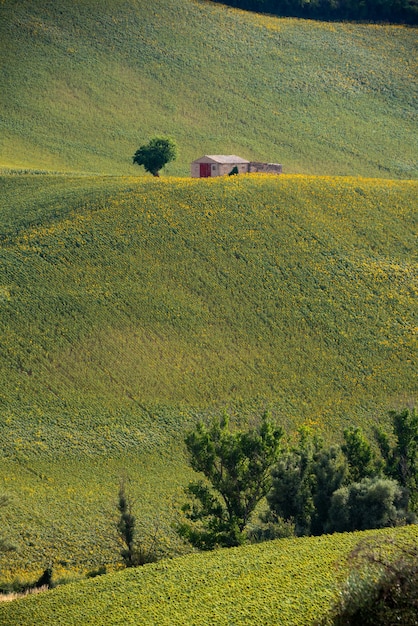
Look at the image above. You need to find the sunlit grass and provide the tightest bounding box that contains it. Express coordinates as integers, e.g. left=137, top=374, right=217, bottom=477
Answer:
left=0, top=0, right=416, bottom=177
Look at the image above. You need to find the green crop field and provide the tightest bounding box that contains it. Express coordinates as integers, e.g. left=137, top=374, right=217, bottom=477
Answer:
left=1, top=0, right=417, bottom=178
left=0, top=0, right=417, bottom=622
left=0, top=173, right=416, bottom=583
left=0, top=525, right=417, bottom=625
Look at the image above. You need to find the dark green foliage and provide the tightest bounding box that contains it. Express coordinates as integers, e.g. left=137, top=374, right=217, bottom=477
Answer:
left=178, top=413, right=283, bottom=549
left=212, top=0, right=418, bottom=24
left=342, top=427, right=377, bottom=483
left=311, top=445, right=348, bottom=536
left=178, top=480, right=243, bottom=549
left=117, top=481, right=136, bottom=568
left=267, top=429, right=347, bottom=536
left=327, top=477, right=409, bottom=533
left=117, top=481, right=162, bottom=567
left=267, top=411, right=417, bottom=538
left=266, top=428, right=319, bottom=536
left=323, top=537, right=418, bottom=626
left=266, top=453, right=313, bottom=536
left=35, top=566, right=53, bottom=589
left=376, top=408, right=418, bottom=513
left=228, top=166, right=239, bottom=176
left=132, top=137, right=177, bottom=177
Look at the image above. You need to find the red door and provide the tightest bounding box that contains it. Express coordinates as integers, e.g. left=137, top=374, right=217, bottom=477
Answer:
left=200, top=163, right=211, bottom=178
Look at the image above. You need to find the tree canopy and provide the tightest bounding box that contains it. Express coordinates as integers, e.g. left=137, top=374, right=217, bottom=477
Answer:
left=132, top=136, right=177, bottom=177
left=178, top=408, right=417, bottom=550
left=178, top=413, right=283, bottom=549
left=265, top=409, right=417, bottom=538
left=375, top=408, right=418, bottom=513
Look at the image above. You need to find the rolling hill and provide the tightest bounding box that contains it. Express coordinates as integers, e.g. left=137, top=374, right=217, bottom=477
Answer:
left=0, top=173, right=416, bottom=580
left=0, top=0, right=417, bottom=621
left=0, top=525, right=417, bottom=625
left=1, top=0, right=417, bottom=177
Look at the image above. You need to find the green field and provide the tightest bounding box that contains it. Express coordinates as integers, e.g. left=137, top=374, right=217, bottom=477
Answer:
left=0, top=0, right=417, bottom=622
left=1, top=0, right=417, bottom=178
left=0, top=173, right=416, bottom=581
left=0, top=525, right=417, bottom=625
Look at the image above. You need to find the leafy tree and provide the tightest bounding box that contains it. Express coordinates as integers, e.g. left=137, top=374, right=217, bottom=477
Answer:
left=376, top=408, right=418, bottom=513
left=266, top=452, right=313, bottom=536
left=326, top=476, right=408, bottom=533
left=177, top=413, right=283, bottom=549
left=310, top=444, right=348, bottom=535
left=266, top=409, right=417, bottom=539
left=266, top=427, right=319, bottom=536
left=342, top=426, right=377, bottom=483
left=132, top=136, right=177, bottom=177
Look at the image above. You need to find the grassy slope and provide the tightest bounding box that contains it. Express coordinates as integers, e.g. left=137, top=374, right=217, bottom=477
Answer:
left=0, top=0, right=417, bottom=613
left=1, top=0, right=417, bottom=178
left=1, top=525, right=417, bottom=625
left=0, top=173, right=416, bottom=578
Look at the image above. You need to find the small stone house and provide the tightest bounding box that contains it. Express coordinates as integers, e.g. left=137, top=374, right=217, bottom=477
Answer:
left=191, top=155, right=282, bottom=178
left=191, top=155, right=250, bottom=178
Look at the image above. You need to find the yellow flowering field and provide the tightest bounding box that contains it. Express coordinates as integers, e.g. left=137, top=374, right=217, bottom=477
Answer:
left=0, top=525, right=416, bottom=625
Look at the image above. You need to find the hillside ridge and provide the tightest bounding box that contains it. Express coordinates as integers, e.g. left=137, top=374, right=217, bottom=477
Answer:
left=1, top=0, right=417, bottom=177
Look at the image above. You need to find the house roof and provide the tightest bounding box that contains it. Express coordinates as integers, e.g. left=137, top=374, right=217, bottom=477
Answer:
left=193, top=155, right=250, bottom=164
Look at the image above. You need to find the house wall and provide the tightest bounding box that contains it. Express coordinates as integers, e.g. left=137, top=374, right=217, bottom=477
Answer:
left=218, top=163, right=249, bottom=176
left=191, top=161, right=250, bottom=177
left=191, top=162, right=201, bottom=177
left=249, top=162, right=282, bottom=174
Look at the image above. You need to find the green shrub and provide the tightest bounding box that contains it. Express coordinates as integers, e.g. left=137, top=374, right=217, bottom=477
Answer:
left=326, top=477, right=411, bottom=533
left=322, top=536, right=418, bottom=626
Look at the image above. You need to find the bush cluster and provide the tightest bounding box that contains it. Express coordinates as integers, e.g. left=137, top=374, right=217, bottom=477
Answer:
left=265, top=408, right=417, bottom=538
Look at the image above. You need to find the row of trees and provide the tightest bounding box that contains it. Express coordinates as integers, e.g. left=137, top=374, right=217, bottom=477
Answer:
left=4, top=410, right=417, bottom=564
left=177, top=408, right=417, bottom=549
left=211, top=0, right=418, bottom=24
